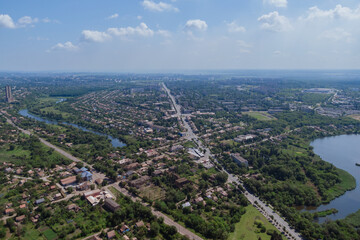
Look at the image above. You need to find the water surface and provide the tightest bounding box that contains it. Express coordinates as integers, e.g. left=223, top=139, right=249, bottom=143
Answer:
left=305, top=135, right=360, bottom=223
left=19, top=109, right=126, bottom=148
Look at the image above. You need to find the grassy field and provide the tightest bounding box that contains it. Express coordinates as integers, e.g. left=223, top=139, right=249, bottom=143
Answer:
left=139, top=184, right=166, bottom=201
left=228, top=205, right=284, bottom=240
left=42, top=228, right=57, bottom=240
left=243, top=111, right=276, bottom=121
left=348, top=114, right=360, bottom=121
left=323, top=168, right=356, bottom=203
left=0, top=146, right=31, bottom=162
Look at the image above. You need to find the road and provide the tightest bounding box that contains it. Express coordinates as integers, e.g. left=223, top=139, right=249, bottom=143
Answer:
left=163, top=83, right=302, bottom=240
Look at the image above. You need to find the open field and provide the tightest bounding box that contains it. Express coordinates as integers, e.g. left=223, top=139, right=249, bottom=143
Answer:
left=228, top=205, right=284, bottom=240
left=139, top=184, right=166, bottom=201
left=243, top=111, right=276, bottom=121
left=348, top=115, right=360, bottom=121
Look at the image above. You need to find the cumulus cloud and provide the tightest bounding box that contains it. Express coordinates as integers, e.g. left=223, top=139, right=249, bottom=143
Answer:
left=302, top=5, right=360, bottom=21
left=107, top=13, right=119, bottom=20
left=264, top=0, right=287, bottom=8
left=142, top=0, right=179, bottom=12
left=107, top=22, right=154, bottom=37
left=0, top=14, right=16, bottom=28
left=48, top=41, right=78, bottom=52
left=227, top=21, right=246, bottom=33
left=258, top=11, right=292, bottom=32
left=320, top=28, right=353, bottom=43
left=184, top=19, right=208, bottom=33
left=81, top=30, right=111, bottom=42
left=18, top=16, right=39, bottom=26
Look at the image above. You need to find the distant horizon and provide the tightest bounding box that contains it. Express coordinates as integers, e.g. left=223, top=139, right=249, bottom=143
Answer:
left=1, top=1, right=360, bottom=71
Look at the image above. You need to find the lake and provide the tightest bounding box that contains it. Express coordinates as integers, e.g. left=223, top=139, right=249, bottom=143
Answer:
left=18, top=109, right=126, bottom=148
left=305, top=135, right=360, bottom=223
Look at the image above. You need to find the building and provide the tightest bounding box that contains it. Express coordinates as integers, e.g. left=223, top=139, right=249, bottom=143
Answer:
left=81, top=171, right=93, bottom=181
left=230, top=153, right=248, bottom=167
left=107, top=230, right=116, bottom=239
left=35, top=198, right=45, bottom=205
left=104, top=198, right=120, bottom=213
left=129, top=175, right=151, bottom=189
left=175, top=177, right=189, bottom=188
left=60, top=176, right=77, bottom=186
left=5, top=86, right=14, bottom=103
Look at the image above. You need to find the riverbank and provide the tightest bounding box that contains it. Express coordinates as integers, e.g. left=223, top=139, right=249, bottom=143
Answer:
left=323, top=168, right=356, bottom=203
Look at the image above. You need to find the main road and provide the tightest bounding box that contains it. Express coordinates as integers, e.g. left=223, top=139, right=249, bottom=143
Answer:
left=162, top=83, right=302, bottom=240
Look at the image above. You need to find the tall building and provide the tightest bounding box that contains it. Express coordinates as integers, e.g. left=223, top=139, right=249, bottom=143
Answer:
left=5, top=86, right=14, bottom=103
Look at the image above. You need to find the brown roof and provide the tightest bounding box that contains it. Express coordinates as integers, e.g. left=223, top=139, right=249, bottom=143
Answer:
left=107, top=230, right=116, bottom=239
left=60, top=176, right=77, bottom=186
left=15, top=215, right=26, bottom=222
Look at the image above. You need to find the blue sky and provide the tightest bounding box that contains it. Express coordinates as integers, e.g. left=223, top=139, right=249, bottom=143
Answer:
left=1, top=0, right=360, bottom=72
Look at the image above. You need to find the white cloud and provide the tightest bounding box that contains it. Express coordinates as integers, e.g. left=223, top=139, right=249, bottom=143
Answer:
left=258, top=11, right=292, bottom=32
left=302, top=5, right=360, bottom=21
left=157, top=29, right=171, bottom=38
left=107, top=22, right=154, bottom=37
left=264, top=0, right=287, bottom=8
left=320, top=28, right=353, bottom=43
left=107, top=13, right=119, bottom=20
left=142, top=0, right=179, bottom=12
left=48, top=41, right=78, bottom=52
left=18, top=16, right=38, bottom=27
left=185, top=19, right=208, bottom=32
left=81, top=30, right=111, bottom=42
left=0, top=14, right=16, bottom=28
left=227, top=21, right=246, bottom=33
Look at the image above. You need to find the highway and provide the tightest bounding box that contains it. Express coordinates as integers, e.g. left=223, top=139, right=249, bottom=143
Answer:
left=162, top=83, right=302, bottom=240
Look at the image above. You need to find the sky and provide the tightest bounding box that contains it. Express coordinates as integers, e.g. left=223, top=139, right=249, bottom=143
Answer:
left=1, top=0, right=360, bottom=72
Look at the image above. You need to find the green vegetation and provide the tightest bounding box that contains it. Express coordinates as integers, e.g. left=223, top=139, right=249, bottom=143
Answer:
left=228, top=205, right=284, bottom=240
left=345, top=209, right=360, bottom=228
left=243, top=111, right=276, bottom=121
left=323, top=169, right=356, bottom=203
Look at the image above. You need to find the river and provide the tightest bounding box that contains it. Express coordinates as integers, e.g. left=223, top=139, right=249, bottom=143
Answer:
left=18, top=109, right=126, bottom=148
left=304, top=135, right=360, bottom=223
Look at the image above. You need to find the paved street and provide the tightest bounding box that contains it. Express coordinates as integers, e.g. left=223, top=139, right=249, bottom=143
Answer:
left=163, top=83, right=302, bottom=240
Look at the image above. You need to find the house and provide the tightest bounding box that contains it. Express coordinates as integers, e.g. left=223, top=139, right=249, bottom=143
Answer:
left=230, top=153, right=248, bottom=167
left=67, top=203, right=80, bottom=212
left=123, top=236, right=130, bottom=240
left=175, top=178, right=189, bottom=188
left=15, top=215, right=26, bottom=222
left=124, top=163, right=139, bottom=171
left=60, top=176, right=77, bottom=186
left=77, top=182, right=89, bottom=191
left=19, top=204, right=27, bottom=209
left=104, top=198, right=120, bottom=213
left=129, top=176, right=151, bottom=189
left=120, top=225, right=130, bottom=234
left=81, top=171, right=93, bottom=181
left=107, top=230, right=116, bottom=239
left=182, top=202, right=191, bottom=208
left=135, top=220, right=144, bottom=228
left=4, top=208, right=15, bottom=215
left=35, top=198, right=45, bottom=205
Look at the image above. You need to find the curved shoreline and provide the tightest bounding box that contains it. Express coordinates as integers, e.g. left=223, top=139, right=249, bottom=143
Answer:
left=301, top=135, right=360, bottom=223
